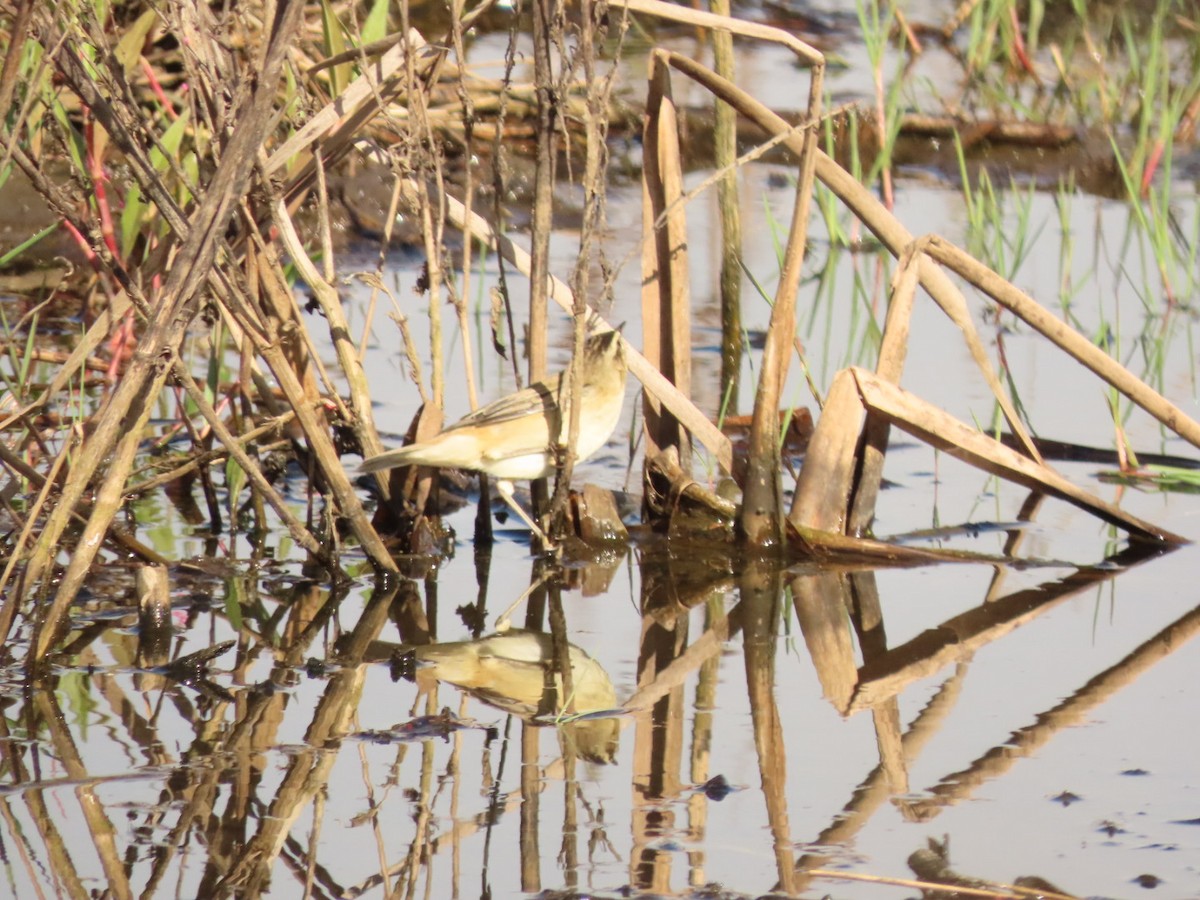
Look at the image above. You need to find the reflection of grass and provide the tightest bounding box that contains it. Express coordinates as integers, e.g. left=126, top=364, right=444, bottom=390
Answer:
left=1098, top=464, right=1200, bottom=493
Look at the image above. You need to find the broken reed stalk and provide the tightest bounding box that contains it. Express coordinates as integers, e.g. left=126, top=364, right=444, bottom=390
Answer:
left=795, top=250, right=921, bottom=538
left=848, top=248, right=921, bottom=535
left=653, top=52, right=1041, bottom=472
left=641, top=53, right=692, bottom=470
left=851, top=368, right=1185, bottom=543
left=608, top=0, right=832, bottom=546
left=916, top=235, right=1200, bottom=451
left=791, top=233, right=1191, bottom=545
left=648, top=42, right=1189, bottom=545
left=734, top=35, right=822, bottom=547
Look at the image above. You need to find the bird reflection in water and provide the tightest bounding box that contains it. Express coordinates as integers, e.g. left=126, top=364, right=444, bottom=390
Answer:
left=392, top=630, right=620, bottom=764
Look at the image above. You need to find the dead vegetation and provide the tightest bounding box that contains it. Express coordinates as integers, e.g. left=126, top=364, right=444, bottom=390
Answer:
left=0, top=0, right=1197, bottom=671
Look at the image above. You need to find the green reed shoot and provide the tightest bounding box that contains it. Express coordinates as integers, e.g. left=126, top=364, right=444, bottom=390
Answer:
left=954, top=135, right=1042, bottom=283
left=0, top=224, right=56, bottom=268
left=0, top=305, right=38, bottom=404
left=855, top=0, right=904, bottom=205
left=1052, top=175, right=1092, bottom=330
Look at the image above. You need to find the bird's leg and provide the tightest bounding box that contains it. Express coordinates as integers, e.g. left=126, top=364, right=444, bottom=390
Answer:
left=493, top=568, right=555, bottom=632
left=495, top=479, right=555, bottom=550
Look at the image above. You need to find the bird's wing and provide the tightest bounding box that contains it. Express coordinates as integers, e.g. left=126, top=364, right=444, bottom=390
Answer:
left=449, top=377, right=562, bottom=429
left=477, top=412, right=558, bottom=463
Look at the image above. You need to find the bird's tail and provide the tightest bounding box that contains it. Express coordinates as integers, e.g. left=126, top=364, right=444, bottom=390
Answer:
left=359, top=431, right=478, bottom=474
left=359, top=445, right=424, bottom=474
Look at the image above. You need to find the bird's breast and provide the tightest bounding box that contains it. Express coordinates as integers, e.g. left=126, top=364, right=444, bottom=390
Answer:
left=477, top=451, right=557, bottom=480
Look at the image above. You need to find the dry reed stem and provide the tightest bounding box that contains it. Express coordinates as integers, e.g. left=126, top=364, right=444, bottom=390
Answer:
left=737, top=48, right=820, bottom=545
left=524, top=0, right=562, bottom=537
left=445, top=14, right=483, bottom=423
left=356, top=180, right=406, bottom=374
left=614, top=0, right=823, bottom=66
left=244, top=250, right=396, bottom=569
left=736, top=162, right=809, bottom=544
left=918, top=235, right=1200, bottom=451
left=168, top=358, right=335, bottom=559
left=709, top=0, right=742, bottom=404
left=790, top=368, right=869, bottom=535
left=852, top=368, right=1186, bottom=543
left=613, top=0, right=826, bottom=538
left=272, top=200, right=378, bottom=452
left=0, top=431, right=77, bottom=639
left=30, top=329, right=187, bottom=657
left=27, top=1, right=308, bottom=658
left=847, top=247, right=920, bottom=535
left=553, top=0, right=619, bottom=528
left=266, top=37, right=413, bottom=176
left=0, top=0, right=34, bottom=130
left=358, top=272, right=431, bottom=406
left=241, top=224, right=352, bottom=423
left=656, top=52, right=1041, bottom=476
left=641, top=54, right=692, bottom=466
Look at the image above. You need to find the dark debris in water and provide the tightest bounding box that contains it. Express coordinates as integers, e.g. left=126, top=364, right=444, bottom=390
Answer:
left=1051, top=790, right=1083, bottom=806
left=697, top=774, right=736, bottom=802
left=533, top=886, right=756, bottom=900
left=152, top=639, right=234, bottom=678
left=342, top=708, right=497, bottom=746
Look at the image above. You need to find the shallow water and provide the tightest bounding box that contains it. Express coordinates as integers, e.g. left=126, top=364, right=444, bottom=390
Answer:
left=6, top=4, right=1200, bottom=899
